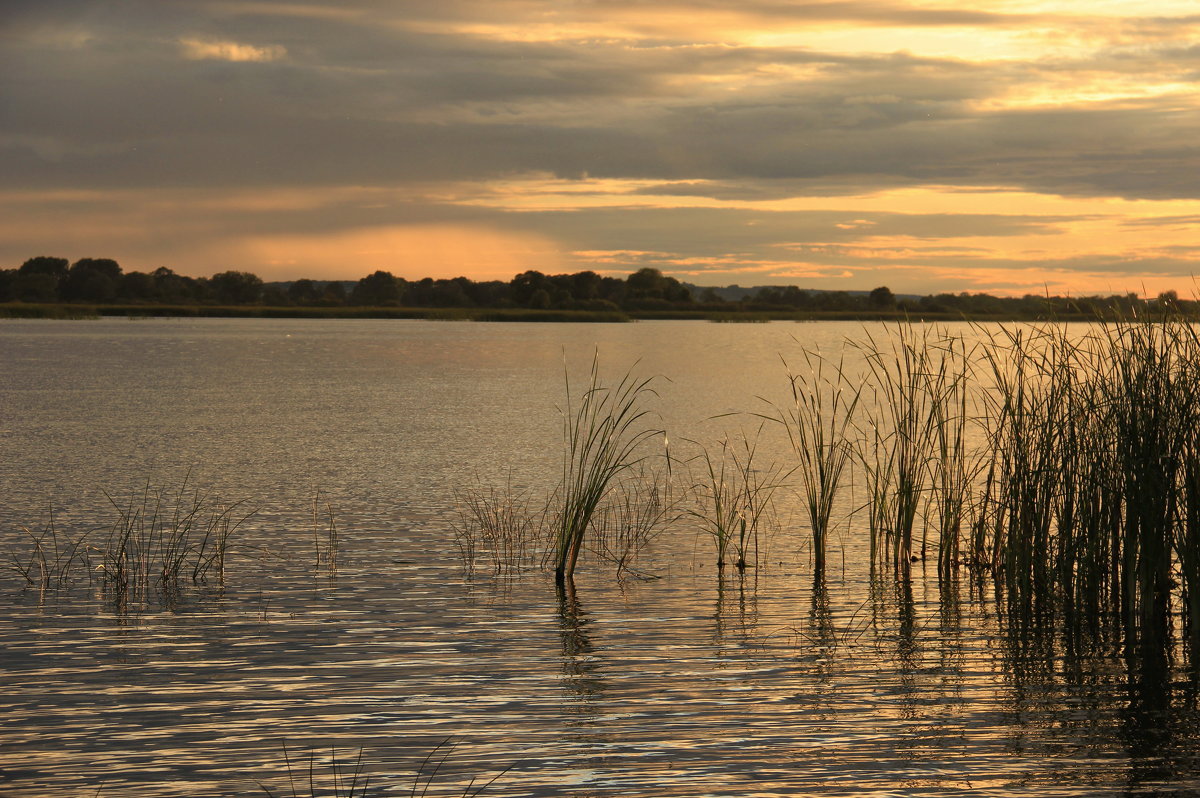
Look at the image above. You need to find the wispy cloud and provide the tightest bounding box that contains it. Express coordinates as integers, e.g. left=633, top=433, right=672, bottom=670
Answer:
left=178, top=37, right=285, bottom=62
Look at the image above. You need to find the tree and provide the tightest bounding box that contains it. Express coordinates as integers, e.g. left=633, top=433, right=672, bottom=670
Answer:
left=288, top=279, right=320, bottom=304
left=868, top=286, right=896, bottom=310
left=0, top=269, right=15, bottom=301
left=118, top=271, right=155, bottom=301
left=209, top=270, right=264, bottom=304
left=152, top=267, right=199, bottom=303
left=510, top=270, right=550, bottom=306
left=321, top=281, right=347, bottom=304
left=13, top=273, right=60, bottom=302
left=350, top=270, right=402, bottom=305
left=19, top=256, right=69, bottom=278
left=62, top=258, right=122, bottom=302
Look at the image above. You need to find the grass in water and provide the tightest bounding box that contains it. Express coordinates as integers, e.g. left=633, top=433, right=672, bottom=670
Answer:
left=551, top=355, right=661, bottom=585
left=762, top=346, right=860, bottom=576
left=452, top=478, right=545, bottom=576
left=686, top=429, right=790, bottom=573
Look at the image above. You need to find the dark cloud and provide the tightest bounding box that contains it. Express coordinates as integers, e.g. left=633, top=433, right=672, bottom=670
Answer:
left=2, top=0, right=1199, bottom=294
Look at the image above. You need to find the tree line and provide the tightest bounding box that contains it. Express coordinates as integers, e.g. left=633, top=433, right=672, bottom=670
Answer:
left=2, top=255, right=1192, bottom=319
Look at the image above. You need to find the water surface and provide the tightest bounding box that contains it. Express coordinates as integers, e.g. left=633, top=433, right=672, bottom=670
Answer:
left=1, top=318, right=1198, bottom=796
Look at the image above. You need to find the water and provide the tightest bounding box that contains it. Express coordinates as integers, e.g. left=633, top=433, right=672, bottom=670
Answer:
left=1, top=318, right=1199, bottom=797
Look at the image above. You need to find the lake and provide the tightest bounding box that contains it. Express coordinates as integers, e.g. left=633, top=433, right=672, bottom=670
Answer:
left=1, top=318, right=1198, bottom=797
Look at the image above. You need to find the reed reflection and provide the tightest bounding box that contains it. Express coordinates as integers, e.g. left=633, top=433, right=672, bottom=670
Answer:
left=712, top=571, right=757, bottom=655
left=555, top=580, right=604, bottom=707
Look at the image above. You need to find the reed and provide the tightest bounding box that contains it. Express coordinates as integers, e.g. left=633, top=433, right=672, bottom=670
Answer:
left=686, top=430, right=789, bottom=572
left=261, top=742, right=370, bottom=798
left=452, top=479, right=544, bottom=576
left=6, top=507, right=92, bottom=596
left=586, top=464, right=680, bottom=578
left=854, top=324, right=959, bottom=571
left=551, top=356, right=661, bottom=584
left=764, top=346, right=860, bottom=575
left=976, top=316, right=1200, bottom=665
left=311, top=489, right=340, bottom=576
left=97, top=482, right=255, bottom=607
left=7, top=480, right=256, bottom=608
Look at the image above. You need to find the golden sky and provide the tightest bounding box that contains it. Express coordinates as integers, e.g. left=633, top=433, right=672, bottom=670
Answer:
left=3, top=0, right=1200, bottom=295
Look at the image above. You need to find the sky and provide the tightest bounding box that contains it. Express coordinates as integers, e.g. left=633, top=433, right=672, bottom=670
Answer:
left=3, top=0, right=1200, bottom=296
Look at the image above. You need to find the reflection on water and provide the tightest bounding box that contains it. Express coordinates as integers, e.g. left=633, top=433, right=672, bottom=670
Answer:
left=2, top=319, right=1200, bottom=796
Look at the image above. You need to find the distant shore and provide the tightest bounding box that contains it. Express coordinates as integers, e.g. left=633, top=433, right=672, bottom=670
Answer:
left=0, top=301, right=1136, bottom=323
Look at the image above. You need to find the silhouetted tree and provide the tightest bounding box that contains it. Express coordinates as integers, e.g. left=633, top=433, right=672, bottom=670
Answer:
left=626, top=267, right=691, bottom=305
left=13, top=273, right=59, bottom=302
left=118, top=271, right=155, bottom=301
left=321, top=281, right=347, bottom=304
left=19, top=256, right=69, bottom=278
left=62, top=258, right=122, bottom=302
left=510, top=270, right=551, bottom=306
left=152, top=267, right=200, bottom=303
left=288, top=278, right=320, bottom=304
left=0, top=269, right=16, bottom=302
left=15, top=256, right=68, bottom=301
left=351, top=270, right=403, bottom=305
left=868, top=286, right=896, bottom=310
left=210, top=270, right=264, bottom=304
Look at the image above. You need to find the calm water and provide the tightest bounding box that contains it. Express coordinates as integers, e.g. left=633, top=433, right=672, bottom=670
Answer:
left=1, top=318, right=1198, bottom=797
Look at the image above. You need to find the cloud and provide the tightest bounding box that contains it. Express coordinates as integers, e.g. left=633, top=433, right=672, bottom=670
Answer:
left=3, top=0, right=1200, bottom=297
left=178, top=37, right=286, bottom=62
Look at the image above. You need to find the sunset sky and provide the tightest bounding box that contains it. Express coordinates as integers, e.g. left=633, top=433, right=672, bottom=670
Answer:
left=3, top=0, right=1200, bottom=296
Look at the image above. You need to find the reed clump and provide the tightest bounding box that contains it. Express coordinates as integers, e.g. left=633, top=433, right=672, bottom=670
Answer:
left=761, top=346, right=860, bottom=575
left=312, top=488, right=340, bottom=577
left=259, top=738, right=511, bottom=798
left=6, top=481, right=256, bottom=608
left=974, top=318, right=1200, bottom=663
left=452, top=480, right=545, bottom=576
left=853, top=324, right=980, bottom=575
left=96, top=482, right=255, bottom=607
left=551, top=356, right=662, bottom=584
left=7, top=507, right=91, bottom=595
left=686, top=430, right=789, bottom=572
left=586, top=464, right=681, bottom=579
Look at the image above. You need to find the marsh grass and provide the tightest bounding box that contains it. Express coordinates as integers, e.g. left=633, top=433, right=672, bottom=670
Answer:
left=552, top=355, right=661, bottom=584
left=853, top=324, right=976, bottom=572
left=452, top=479, right=545, bottom=576
left=7, top=507, right=92, bottom=596
left=762, top=347, right=860, bottom=575
left=261, top=743, right=370, bottom=798
left=586, top=464, right=680, bottom=578
left=972, top=317, right=1200, bottom=663
left=259, top=738, right=512, bottom=798
left=686, top=430, right=790, bottom=572
left=311, top=489, right=340, bottom=577
left=6, top=481, right=256, bottom=609
left=98, top=482, right=255, bottom=607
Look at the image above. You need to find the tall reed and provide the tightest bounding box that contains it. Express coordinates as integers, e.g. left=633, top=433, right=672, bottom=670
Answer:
left=552, top=356, right=661, bottom=584
left=977, top=317, right=1200, bottom=664
left=7, top=507, right=92, bottom=596
left=854, top=324, right=970, bottom=571
left=765, top=347, right=860, bottom=575
left=587, top=464, right=680, bottom=578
